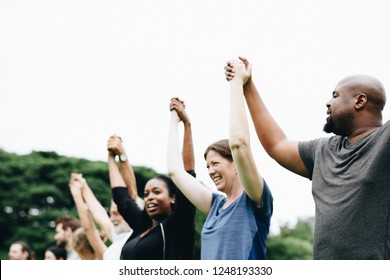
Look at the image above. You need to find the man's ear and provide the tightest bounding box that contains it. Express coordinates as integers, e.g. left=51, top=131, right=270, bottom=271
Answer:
left=355, top=94, right=367, bottom=110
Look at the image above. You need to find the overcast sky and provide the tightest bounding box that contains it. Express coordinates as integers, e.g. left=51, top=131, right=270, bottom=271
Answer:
left=1, top=0, right=389, bottom=233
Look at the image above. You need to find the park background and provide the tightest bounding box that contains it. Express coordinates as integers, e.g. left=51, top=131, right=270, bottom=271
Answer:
left=1, top=0, right=389, bottom=259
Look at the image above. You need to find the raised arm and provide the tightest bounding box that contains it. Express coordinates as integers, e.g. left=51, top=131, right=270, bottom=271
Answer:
left=169, top=97, right=195, bottom=172
left=167, top=109, right=212, bottom=214
left=80, top=178, right=114, bottom=242
left=68, top=173, right=106, bottom=259
left=107, top=150, right=127, bottom=189
left=107, top=135, right=138, bottom=200
left=229, top=60, right=264, bottom=205
left=225, top=57, right=309, bottom=178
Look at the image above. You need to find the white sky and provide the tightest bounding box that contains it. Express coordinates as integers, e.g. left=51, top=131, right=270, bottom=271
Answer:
left=1, top=0, right=389, bottom=233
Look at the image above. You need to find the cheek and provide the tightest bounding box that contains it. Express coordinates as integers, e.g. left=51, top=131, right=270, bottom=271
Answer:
left=159, top=194, right=172, bottom=207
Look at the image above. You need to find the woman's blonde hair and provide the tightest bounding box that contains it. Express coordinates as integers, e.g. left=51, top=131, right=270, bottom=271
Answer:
left=73, top=228, right=94, bottom=256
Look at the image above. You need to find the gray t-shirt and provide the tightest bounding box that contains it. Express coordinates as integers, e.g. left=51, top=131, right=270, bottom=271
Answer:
left=299, top=121, right=390, bottom=259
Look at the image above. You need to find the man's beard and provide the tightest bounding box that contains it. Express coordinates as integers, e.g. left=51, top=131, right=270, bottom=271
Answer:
left=114, top=221, right=130, bottom=235
left=323, top=116, right=334, bottom=134
left=323, top=113, right=352, bottom=136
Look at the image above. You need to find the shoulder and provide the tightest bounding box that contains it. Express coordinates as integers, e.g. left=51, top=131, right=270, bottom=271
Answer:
left=299, top=136, right=342, bottom=156
left=206, top=192, right=226, bottom=213
left=379, top=120, right=390, bottom=133
left=211, top=192, right=226, bottom=204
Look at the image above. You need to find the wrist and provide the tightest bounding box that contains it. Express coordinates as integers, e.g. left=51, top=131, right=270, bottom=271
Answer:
left=183, top=119, right=191, bottom=127
left=243, top=76, right=253, bottom=90
left=230, top=77, right=246, bottom=86
left=119, top=154, right=128, bottom=162
left=71, top=189, right=82, bottom=197
left=171, top=115, right=180, bottom=124
left=108, top=150, right=116, bottom=157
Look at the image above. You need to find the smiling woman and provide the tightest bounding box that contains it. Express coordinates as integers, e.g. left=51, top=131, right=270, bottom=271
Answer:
left=167, top=60, right=273, bottom=260
left=112, top=173, right=195, bottom=260
left=144, top=176, right=176, bottom=218
left=107, top=98, right=197, bottom=260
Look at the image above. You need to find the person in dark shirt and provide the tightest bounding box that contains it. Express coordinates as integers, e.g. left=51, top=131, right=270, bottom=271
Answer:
left=108, top=97, right=196, bottom=260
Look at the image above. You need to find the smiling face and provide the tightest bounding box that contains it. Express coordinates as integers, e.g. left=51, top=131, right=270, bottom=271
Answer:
left=206, top=150, right=236, bottom=194
left=109, top=202, right=131, bottom=235
left=143, top=178, right=175, bottom=220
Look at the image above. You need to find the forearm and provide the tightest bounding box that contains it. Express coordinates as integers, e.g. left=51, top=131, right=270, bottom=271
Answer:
left=244, top=78, right=288, bottom=157
left=78, top=200, right=107, bottom=259
left=167, top=115, right=186, bottom=176
left=72, top=191, right=94, bottom=231
left=167, top=113, right=212, bottom=214
left=182, top=121, right=195, bottom=171
left=119, top=160, right=138, bottom=201
left=108, top=154, right=126, bottom=188
left=230, top=81, right=250, bottom=148
left=82, top=184, right=113, bottom=241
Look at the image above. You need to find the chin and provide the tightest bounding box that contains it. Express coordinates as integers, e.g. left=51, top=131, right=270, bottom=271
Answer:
left=114, top=222, right=127, bottom=234
left=146, top=210, right=159, bottom=220
left=323, top=121, right=334, bottom=134
left=216, top=185, right=226, bottom=193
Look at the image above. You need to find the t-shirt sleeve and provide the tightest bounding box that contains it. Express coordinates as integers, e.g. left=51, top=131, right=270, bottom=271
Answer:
left=298, top=140, right=316, bottom=180
left=257, top=179, right=273, bottom=218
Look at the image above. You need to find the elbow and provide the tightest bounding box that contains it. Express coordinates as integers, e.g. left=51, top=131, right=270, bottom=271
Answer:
left=167, top=169, right=176, bottom=179
left=82, top=223, right=93, bottom=232
left=229, top=136, right=249, bottom=151
left=167, top=160, right=181, bottom=179
left=167, top=165, right=183, bottom=181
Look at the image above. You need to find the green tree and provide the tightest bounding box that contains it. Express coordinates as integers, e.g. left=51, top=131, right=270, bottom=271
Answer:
left=0, top=149, right=183, bottom=259
left=266, top=220, right=313, bottom=260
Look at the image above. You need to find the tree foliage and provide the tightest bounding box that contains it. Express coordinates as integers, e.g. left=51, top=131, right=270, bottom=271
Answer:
left=267, top=220, right=314, bottom=259
left=0, top=149, right=172, bottom=259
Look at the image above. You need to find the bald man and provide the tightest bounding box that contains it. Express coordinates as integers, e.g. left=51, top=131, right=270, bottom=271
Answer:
left=225, top=57, right=389, bottom=260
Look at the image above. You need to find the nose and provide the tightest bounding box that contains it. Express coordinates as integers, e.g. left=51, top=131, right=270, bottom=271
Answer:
left=208, top=166, right=216, bottom=176
left=146, top=193, right=155, bottom=201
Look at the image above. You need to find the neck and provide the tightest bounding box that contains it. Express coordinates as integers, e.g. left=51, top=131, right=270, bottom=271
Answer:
left=347, top=125, right=381, bottom=143
left=224, top=185, right=244, bottom=208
